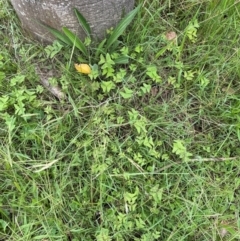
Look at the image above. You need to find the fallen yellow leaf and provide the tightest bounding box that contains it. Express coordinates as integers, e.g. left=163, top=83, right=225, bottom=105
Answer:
left=74, top=63, right=91, bottom=74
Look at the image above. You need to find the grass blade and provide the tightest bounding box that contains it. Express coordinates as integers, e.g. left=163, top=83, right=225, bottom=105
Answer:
left=39, top=22, right=72, bottom=45
left=105, top=4, right=141, bottom=49
left=62, top=27, right=88, bottom=57
left=114, top=55, right=129, bottom=64
left=95, top=38, right=107, bottom=58
left=74, top=8, right=91, bottom=37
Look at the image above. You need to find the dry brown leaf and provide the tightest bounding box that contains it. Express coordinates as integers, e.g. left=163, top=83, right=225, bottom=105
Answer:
left=150, top=86, right=159, bottom=97
left=165, top=31, right=177, bottom=41
left=219, top=227, right=228, bottom=238
left=222, top=87, right=235, bottom=95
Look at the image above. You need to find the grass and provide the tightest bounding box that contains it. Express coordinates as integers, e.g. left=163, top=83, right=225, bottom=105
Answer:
left=1, top=0, right=240, bottom=240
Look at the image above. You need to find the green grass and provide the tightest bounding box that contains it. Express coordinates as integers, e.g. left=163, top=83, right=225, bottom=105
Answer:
left=1, top=0, right=240, bottom=240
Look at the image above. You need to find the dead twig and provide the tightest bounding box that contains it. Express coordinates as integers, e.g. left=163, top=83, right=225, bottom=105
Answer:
left=35, top=66, right=66, bottom=100
left=158, top=156, right=239, bottom=172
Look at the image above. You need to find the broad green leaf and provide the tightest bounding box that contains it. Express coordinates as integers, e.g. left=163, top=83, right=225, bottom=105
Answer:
left=121, top=46, right=129, bottom=55
left=74, top=8, right=91, bottom=36
left=62, top=27, right=88, bottom=57
left=100, top=81, right=115, bottom=93
left=114, top=55, right=129, bottom=64
left=146, top=65, right=162, bottom=83
left=172, top=140, right=192, bottom=161
left=134, top=45, right=143, bottom=53
left=105, top=4, right=141, bottom=49
left=39, top=22, right=72, bottom=45
left=0, top=219, right=8, bottom=232
left=134, top=120, right=147, bottom=134
left=0, top=96, right=9, bottom=111
left=120, top=87, right=133, bottom=99
left=105, top=53, right=115, bottom=65
left=44, top=41, right=63, bottom=58
left=10, top=75, right=25, bottom=87
left=140, top=83, right=151, bottom=94
left=98, top=54, right=106, bottom=65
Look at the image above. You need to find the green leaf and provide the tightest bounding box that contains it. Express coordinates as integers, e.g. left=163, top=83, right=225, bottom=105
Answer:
left=183, top=70, right=195, bottom=80
left=0, top=219, right=8, bottom=232
left=10, top=75, right=25, bottom=87
left=105, top=53, right=115, bottom=65
left=114, top=55, right=129, bottom=64
left=100, top=81, right=115, bottom=93
left=95, top=38, right=107, bottom=58
left=62, top=27, right=88, bottom=57
left=146, top=65, right=162, bottom=83
left=39, top=22, right=72, bottom=45
left=98, top=54, right=106, bottom=65
left=120, top=46, right=129, bottom=55
left=105, top=4, right=141, bottom=49
left=172, top=140, right=192, bottom=161
left=0, top=71, right=6, bottom=81
left=134, top=120, right=147, bottom=134
left=44, top=41, right=63, bottom=58
left=134, top=45, right=143, bottom=53
left=120, top=87, right=133, bottom=99
left=100, top=54, right=115, bottom=77
left=108, top=40, right=121, bottom=52
left=0, top=96, right=9, bottom=111
left=74, top=8, right=91, bottom=36
left=140, top=83, right=151, bottom=94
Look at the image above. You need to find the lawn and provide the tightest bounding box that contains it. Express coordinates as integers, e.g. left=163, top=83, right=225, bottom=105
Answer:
left=1, top=0, right=240, bottom=240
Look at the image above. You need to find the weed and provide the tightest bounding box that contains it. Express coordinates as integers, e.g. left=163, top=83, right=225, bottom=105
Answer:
left=1, top=0, right=240, bottom=240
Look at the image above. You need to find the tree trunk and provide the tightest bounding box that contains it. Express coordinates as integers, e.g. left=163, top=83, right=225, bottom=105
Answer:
left=10, top=0, right=135, bottom=43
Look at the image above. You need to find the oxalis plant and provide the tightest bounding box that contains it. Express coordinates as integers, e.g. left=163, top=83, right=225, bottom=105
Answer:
left=42, top=4, right=161, bottom=99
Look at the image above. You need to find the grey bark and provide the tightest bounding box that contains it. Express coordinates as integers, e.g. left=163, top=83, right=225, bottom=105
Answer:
left=10, top=0, right=135, bottom=43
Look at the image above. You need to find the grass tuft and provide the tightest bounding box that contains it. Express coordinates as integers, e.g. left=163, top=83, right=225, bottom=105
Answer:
left=1, top=0, right=240, bottom=240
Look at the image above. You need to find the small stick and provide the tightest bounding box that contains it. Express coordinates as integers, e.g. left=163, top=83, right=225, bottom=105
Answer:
left=35, top=66, right=65, bottom=100
left=158, top=156, right=239, bottom=172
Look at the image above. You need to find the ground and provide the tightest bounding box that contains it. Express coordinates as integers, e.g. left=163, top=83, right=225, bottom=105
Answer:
left=0, top=0, right=240, bottom=240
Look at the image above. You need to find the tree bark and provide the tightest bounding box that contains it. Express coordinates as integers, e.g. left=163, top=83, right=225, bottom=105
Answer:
left=10, top=0, right=135, bottom=43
